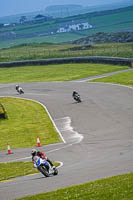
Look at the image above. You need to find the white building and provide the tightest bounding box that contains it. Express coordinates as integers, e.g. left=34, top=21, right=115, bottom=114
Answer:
left=57, top=21, right=92, bottom=33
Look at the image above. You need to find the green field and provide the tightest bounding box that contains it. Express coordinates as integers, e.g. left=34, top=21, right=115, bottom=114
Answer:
left=90, top=70, right=133, bottom=87
left=0, top=97, right=61, bottom=150
left=0, top=42, right=133, bottom=62
left=0, top=162, right=38, bottom=181
left=0, top=63, right=129, bottom=83
left=0, top=6, right=133, bottom=48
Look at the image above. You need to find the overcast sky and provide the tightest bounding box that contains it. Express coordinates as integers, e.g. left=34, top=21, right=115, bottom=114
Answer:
left=0, top=0, right=130, bottom=17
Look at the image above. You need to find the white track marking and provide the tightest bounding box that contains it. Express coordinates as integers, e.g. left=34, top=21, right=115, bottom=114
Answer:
left=5, top=116, right=83, bottom=163
left=88, top=81, right=133, bottom=90
left=55, top=116, right=84, bottom=143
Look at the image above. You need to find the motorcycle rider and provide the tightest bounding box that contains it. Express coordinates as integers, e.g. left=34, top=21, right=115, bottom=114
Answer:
left=16, top=85, right=24, bottom=94
left=72, top=91, right=79, bottom=97
left=31, top=149, right=55, bottom=169
left=72, top=91, right=80, bottom=99
left=16, top=85, right=19, bottom=91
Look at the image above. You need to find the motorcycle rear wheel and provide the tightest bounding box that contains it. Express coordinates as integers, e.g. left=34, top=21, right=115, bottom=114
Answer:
left=38, top=165, right=50, bottom=177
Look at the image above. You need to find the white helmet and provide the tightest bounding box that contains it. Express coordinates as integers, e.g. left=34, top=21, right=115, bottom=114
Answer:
left=31, top=149, right=37, bottom=156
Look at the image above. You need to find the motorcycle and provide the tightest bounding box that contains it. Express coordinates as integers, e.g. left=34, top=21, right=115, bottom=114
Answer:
left=16, top=86, right=24, bottom=94
left=33, top=156, right=58, bottom=177
left=73, top=94, right=81, bottom=103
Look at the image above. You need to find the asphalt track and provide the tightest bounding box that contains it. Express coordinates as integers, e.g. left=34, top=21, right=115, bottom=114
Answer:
left=0, top=78, right=133, bottom=199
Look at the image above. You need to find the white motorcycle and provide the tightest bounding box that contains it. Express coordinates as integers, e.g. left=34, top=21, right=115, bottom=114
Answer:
left=33, top=156, right=58, bottom=177
left=16, top=85, right=24, bottom=94
left=73, top=94, right=81, bottom=103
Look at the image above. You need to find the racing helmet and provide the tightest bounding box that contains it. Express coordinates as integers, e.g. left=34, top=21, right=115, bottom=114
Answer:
left=16, top=85, right=19, bottom=89
left=31, top=149, right=37, bottom=156
left=73, top=91, right=77, bottom=95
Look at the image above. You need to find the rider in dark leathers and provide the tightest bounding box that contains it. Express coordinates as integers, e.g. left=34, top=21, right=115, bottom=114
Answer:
left=72, top=91, right=81, bottom=102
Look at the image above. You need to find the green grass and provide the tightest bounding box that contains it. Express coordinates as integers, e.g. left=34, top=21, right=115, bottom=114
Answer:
left=0, top=162, right=37, bottom=181
left=16, top=172, right=133, bottom=200
left=0, top=63, right=129, bottom=83
left=90, top=70, right=133, bottom=87
left=0, top=42, right=133, bottom=62
left=0, top=33, right=84, bottom=50
left=0, top=161, right=59, bottom=181
left=0, top=97, right=61, bottom=150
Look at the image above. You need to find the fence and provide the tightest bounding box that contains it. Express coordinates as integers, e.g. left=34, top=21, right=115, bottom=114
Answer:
left=0, top=56, right=133, bottom=68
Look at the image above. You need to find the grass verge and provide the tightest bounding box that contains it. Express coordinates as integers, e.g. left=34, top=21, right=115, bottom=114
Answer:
left=0, top=63, right=129, bottom=83
left=0, top=162, right=37, bottom=181
left=0, top=161, right=59, bottom=181
left=0, top=97, right=61, bottom=150
left=16, top=172, right=133, bottom=200
left=90, top=70, right=133, bottom=87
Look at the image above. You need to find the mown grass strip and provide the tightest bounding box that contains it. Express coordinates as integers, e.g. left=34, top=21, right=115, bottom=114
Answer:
left=0, top=63, right=129, bottom=83
left=0, top=97, right=61, bottom=150
left=0, top=161, right=59, bottom=181
left=16, top=172, right=133, bottom=200
left=0, top=162, right=37, bottom=181
left=90, top=70, right=133, bottom=87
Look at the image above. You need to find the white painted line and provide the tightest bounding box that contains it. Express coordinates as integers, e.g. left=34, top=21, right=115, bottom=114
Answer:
left=56, top=161, right=63, bottom=168
left=88, top=81, right=133, bottom=90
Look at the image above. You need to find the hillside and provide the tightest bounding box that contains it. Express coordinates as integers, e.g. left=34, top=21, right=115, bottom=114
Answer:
left=0, top=5, right=133, bottom=48
left=72, top=32, right=133, bottom=44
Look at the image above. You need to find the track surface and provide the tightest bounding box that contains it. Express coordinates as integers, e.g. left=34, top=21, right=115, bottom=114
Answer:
left=0, top=81, right=133, bottom=200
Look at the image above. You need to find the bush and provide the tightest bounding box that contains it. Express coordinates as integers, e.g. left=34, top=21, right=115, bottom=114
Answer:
left=0, top=103, right=7, bottom=119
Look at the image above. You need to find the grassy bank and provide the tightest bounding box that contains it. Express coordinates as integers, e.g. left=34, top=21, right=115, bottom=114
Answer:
left=0, top=97, right=61, bottom=150
left=90, top=70, right=133, bottom=87
left=16, top=172, right=133, bottom=200
left=0, top=42, right=133, bottom=62
left=0, top=63, right=129, bottom=83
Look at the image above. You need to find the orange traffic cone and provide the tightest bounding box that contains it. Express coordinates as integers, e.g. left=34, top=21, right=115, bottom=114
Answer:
left=131, top=62, right=133, bottom=68
left=37, top=136, right=41, bottom=147
left=7, top=144, right=12, bottom=154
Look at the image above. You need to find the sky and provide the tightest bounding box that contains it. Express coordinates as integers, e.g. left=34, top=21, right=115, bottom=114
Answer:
left=0, top=0, right=131, bottom=17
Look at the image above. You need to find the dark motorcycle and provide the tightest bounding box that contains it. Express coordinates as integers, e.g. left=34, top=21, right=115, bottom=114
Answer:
left=73, top=94, right=81, bottom=103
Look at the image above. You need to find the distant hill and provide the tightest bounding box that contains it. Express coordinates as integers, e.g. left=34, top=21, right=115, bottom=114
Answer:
left=0, top=1, right=133, bottom=23
left=45, top=4, right=83, bottom=13
left=44, top=1, right=133, bottom=18
left=0, top=5, right=133, bottom=48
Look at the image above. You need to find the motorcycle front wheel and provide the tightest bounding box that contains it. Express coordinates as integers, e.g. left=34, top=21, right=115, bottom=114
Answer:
left=53, top=167, right=58, bottom=175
